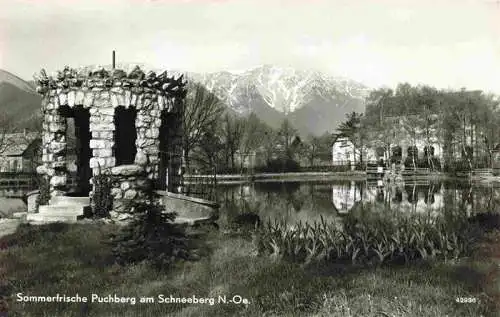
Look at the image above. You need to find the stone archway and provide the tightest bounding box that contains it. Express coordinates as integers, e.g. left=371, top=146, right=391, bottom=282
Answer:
left=114, top=106, right=138, bottom=165
left=158, top=111, right=174, bottom=191
left=60, top=105, right=92, bottom=196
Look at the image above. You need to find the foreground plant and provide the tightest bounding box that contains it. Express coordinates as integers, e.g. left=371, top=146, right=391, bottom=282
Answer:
left=107, top=197, right=190, bottom=270
left=256, top=206, right=481, bottom=266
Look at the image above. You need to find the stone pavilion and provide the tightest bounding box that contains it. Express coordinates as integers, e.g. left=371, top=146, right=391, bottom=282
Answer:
left=30, top=64, right=187, bottom=222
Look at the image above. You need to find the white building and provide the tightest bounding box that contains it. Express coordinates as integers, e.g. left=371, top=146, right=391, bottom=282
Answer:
left=331, top=136, right=377, bottom=166
left=331, top=115, right=445, bottom=168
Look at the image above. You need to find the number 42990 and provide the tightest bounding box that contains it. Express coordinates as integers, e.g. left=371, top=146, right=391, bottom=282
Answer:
left=455, top=297, right=478, bottom=304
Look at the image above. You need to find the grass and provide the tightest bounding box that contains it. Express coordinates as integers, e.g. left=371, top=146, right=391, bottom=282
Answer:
left=0, top=219, right=498, bottom=317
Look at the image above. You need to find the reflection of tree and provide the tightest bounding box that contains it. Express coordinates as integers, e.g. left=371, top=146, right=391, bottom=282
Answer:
left=392, top=188, right=403, bottom=203
left=376, top=189, right=385, bottom=203
left=218, top=180, right=499, bottom=224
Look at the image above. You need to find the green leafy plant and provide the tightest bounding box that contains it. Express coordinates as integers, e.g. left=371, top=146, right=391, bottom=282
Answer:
left=256, top=205, right=478, bottom=266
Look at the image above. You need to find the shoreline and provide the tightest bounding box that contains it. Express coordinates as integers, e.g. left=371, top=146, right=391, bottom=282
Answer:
left=184, top=171, right=498, bottom=184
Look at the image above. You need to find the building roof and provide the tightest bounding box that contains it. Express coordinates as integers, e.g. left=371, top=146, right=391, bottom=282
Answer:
left=1, top=132, right=40, bottom=156
left=332, top=134, right=354, bottom=147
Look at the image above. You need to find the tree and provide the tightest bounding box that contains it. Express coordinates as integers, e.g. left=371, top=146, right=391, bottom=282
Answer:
left=472, top=93, right=500, bottom=167
left=336, top=111, right=366, bottom=166
left=302, top=133, right=333, bottom=167
left=0, top=111, right=17, bottom=172
left=363, top=88, right=397, bottom=162
left=363, top=83, right=500, bottom=171
left=240, top=113, right=267, bottom=153
left=0, top=111, right=15, bottom=155
left=415, top=86, right=440, bottom=169
left=277, top=119, right=298, bottom=159
left=220, top=113, right=245, bottom=171
left=182, top=81, right=226, bottom=171
left=238, top=113, right=270, bottom=172
left=195, top=125, right=224, bottom=175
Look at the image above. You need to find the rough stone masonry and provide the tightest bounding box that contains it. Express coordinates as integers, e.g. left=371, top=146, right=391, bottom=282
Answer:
left=34, top=65, right=187, bottom=220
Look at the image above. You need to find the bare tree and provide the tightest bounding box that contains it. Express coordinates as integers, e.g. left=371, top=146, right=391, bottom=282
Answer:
left=221, top=113, right=245, bottom=171
left=277, top=118, right=298, bottom=159
left=0, top=111, right=15, bottom=156
left=182, top=81, right=226, bottom=171
left=0, top=111, right=17, bottom=174
left=302, top=133, right=332, bottom=167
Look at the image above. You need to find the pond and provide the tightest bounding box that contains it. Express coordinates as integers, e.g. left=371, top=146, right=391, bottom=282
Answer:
left=215, top=179, right=500, bottom=226
left=0, top=188, right=31, bottom=218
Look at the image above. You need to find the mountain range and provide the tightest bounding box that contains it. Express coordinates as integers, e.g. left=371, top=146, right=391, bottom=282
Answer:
left=187, top=65, right=369, bottom=136
left=0, top=65, right=370, bottom=136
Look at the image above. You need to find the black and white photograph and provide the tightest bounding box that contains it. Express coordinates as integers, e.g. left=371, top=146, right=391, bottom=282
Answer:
left=1, top=0, right=500, bottom=316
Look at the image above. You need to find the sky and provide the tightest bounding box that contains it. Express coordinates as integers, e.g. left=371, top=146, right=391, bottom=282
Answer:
left=0, top=0, right=499, bottom=93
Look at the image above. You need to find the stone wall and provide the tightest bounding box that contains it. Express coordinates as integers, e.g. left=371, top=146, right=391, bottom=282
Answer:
left=35, top=66, right=187, bottom=218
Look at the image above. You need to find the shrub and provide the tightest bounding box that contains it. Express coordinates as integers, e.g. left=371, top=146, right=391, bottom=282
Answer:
left=107, top=197, right=190, bottom=270
left=91, top=164, right=113, bottom=218
left=265, top=158, right=301, bottom=172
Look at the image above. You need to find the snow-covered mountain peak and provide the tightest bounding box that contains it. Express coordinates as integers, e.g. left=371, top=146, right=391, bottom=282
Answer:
left=190, top=65, right=370, bottom=114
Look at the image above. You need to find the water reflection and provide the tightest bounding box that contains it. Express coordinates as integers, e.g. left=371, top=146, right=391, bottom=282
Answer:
left=0, top=187, right=32, bottom=217
left=217, top=179, right=500, bottom=226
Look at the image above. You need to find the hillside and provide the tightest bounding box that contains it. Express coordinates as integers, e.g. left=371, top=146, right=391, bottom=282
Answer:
left=0, top=71, right=42, bottom=129
left=0, top=69, right=36, bottom=93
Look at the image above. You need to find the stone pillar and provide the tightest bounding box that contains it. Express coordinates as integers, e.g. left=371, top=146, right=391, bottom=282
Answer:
left=89, top=93, right=116, bottom=174
left=89, top=92, right=116, bottom=205
left=135, top=108, right=160, bottom=180
left=109, top=164, right=153, bottom=221
left=41, top=96, right=68, bottom=199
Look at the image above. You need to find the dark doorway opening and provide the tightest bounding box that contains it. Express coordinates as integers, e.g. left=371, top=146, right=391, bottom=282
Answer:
left=61, top=106, right=92, bottom=196
left=158, top=111, right=176, bottom=191
left=114, top=106, right=137, bottom=165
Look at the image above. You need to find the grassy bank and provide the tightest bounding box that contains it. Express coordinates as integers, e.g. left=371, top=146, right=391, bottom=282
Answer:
left=0, top=221, right=497, bottom=316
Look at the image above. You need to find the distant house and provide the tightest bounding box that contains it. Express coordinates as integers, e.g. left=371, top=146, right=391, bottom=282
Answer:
left=234, top=150, right=257, bottom=170
left=331, top=135, right=377, bottom=166
left=0, top=132, right=41, bottom=173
